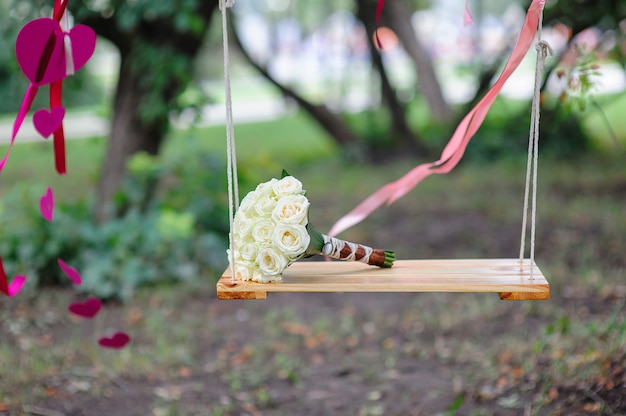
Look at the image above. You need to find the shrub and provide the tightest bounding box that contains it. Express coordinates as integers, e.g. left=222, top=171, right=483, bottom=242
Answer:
left=0, top=152, right=230, bottom=301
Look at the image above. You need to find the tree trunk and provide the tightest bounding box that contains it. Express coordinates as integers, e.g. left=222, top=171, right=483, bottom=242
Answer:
left=383, top=0, right=453, bottom=122
left=86, top=8, right=218, bottom=221
left=355, top=0, right=429, bottom=156
left=73, top=1, right=218, bottom=222
left=94, top=54, right=167, bottom=221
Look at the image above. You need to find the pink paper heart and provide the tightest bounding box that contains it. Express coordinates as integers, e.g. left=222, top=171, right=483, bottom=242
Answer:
left=16, top=18, right=96, bottom=86
left=34, top=106, right=65, bottom=138
left=68, top=297, right=102, bottom=318
left=57, top=258, right=82, bottom=285
left=98, top=332, right=131, bottom=349
left=0, top=258, right=26, bottom=297
left=8, top=275, right=27, bottom=297
left=39, top=186, right=54, bottom=222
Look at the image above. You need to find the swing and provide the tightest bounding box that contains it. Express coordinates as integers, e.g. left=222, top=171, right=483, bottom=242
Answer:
left=216, top=0, right=550, bottom=301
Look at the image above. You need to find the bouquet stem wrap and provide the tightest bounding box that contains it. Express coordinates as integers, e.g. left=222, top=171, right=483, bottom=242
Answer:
left=321, top=234, right=394, bottom=268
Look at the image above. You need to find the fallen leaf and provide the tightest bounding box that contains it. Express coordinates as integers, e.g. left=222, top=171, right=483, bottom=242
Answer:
left=547, top=386, right=559, bottom=402
left=582, top=402, right=601, bottom=412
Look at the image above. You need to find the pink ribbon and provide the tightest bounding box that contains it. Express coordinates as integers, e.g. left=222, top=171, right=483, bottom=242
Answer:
left=374, top=0, right=385, bottom=48
left=0, top=85, right=38, bottom=172
left=464, top=0, right=474, bottom=26
left=330, top=0, right=545, bottom=237
left=52, top=0, right=69, bottom=174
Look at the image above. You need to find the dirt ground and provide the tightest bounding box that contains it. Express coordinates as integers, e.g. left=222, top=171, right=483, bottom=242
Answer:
left=1, top=159, right=625, bottom=415
left=13, top=277, right=625, bottom=416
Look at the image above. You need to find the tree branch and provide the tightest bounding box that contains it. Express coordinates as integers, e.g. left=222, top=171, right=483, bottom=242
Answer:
left=231, top=15, right=360, bottom=148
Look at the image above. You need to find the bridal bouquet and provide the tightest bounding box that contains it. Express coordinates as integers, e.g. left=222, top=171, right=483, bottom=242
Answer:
left=228, top=173, right=394, bottom=283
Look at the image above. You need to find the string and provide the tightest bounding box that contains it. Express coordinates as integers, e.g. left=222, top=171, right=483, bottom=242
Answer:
left=519, top=11, right=550, bottom=279
left=221, top=0, right=238, bottom=284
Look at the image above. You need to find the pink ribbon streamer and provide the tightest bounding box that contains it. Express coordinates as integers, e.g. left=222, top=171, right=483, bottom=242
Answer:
left=0, top=85, right=38, bottom=172
left=374, top=0, right=385, bottom=48
left=464, top=0, right=474, bottom=26
left=330, top=0, right=545, bottom=237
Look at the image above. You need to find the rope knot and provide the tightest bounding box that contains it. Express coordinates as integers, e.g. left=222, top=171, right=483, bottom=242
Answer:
left=536, top=40, right=553, bottom=59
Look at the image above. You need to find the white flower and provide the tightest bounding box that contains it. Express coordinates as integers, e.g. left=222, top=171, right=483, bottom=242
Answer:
left=234, top=263, right=255, bottom=281
left=256, top=247, right=289, bottom=278
left=272, top=223, right=310, bottom=258
left=252, top=219, right=275, bottom=245
left=255, top=194, right=276, bottom=216
left=255, top=178, right=278, bottom=196
left=252, top=267, right=281, bottom=283
left=238, top=192, right=259, bottom=217
left=233, top=212, right=254, bottom=238
left=229, top=175, right=314, bottom=282
left=273, top=176, right=304, bottom=197
left=272, top=194, right=309, bottom=225
left=239, top=242, right=258, bottom=261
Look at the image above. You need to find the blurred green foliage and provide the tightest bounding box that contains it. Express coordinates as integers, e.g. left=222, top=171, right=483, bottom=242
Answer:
left=0, top=151, right=230, bottom=301
left=342, top=97, right=594, bottom=162
left=69, top=0, right=216, bottom=127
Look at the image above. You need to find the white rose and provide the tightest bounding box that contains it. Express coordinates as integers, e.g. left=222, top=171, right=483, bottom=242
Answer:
left=252, top=219, right=275, bottom=244
left=238, top=241, right=258, bottom=261
left=271, top=223, right=310, bottom=258
left=273, top=176, right=304, bottom=197
left=272, top=194, right=309, bottom=225
left=251, top=267, right=282, bottom=283
left=255, top=178, right=278, bottom=197
left=256, top=247, right=289, bottom=277
left=234, top=263, right=255, bottom=281
left=233, top=213, right=254, bottom=238
left=255, top=194, right=276, bottom=217
left=238, top=191, right=259, bottom=217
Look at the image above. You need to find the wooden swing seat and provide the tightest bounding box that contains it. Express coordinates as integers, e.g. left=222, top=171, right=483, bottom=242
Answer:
left=216, top=258, right=550, bottom=300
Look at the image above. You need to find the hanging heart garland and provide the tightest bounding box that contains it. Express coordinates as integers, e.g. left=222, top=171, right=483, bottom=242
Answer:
left=15, top=18, right=96, bottom=87
left=0, top=3, right=96, bottom=174
left=1, top=0, right=130, bottom=350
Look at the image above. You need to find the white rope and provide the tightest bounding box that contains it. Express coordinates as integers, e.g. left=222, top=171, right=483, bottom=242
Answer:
left=519, top=11, right=551, bottom=279
left=221, top=0, right=238, bottom=284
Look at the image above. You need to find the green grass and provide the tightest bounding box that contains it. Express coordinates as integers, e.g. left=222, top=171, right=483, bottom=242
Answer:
left=1, top=150, right=624, bottom=413
left=0, top=138, right=105, bottom=202
left=0, top=100, right=625, bottom=413
left=582, top=93, right=626, bottom=151
left=0, top=111, right=336, bottom=201
left=165, top=111, right=337, bottom=182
